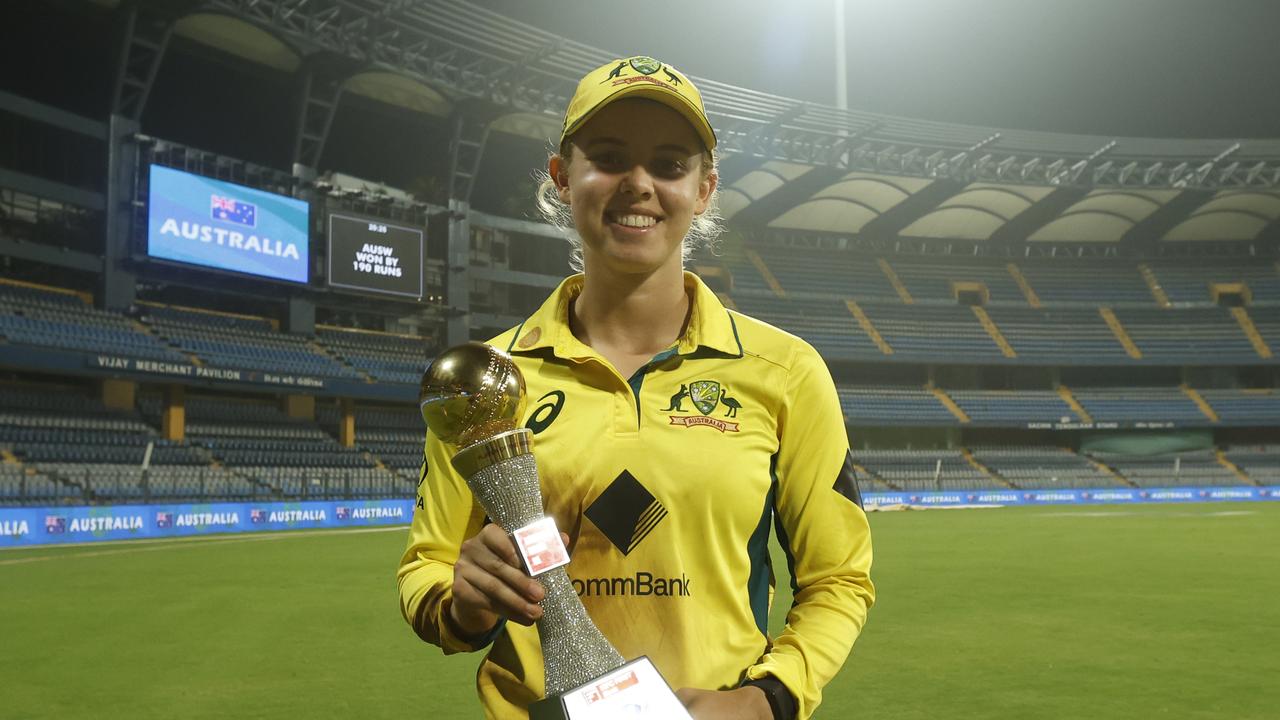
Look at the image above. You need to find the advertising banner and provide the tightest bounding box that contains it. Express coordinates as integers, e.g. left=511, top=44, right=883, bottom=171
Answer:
left=147, top=165, right=310, bottom=283
left=5, top=489, right=1275, bottom=546
left=863, top=485, right=1278, bottom=509
left=0, top=499, right=412, bottom=548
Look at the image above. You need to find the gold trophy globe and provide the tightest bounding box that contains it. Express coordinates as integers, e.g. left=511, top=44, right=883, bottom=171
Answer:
left=419, top=341, right=530, bottom=476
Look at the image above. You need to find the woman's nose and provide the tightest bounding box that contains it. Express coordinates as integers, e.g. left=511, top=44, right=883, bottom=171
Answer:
left=619, top=165, right=654, bottom=198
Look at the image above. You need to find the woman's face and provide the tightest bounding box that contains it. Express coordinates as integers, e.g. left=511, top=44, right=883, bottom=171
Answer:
left=553, top=98, right=717, bottom=277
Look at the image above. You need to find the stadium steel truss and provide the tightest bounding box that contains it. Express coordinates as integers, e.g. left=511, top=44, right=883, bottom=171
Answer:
left=106, top=0, right=1280, bottom=191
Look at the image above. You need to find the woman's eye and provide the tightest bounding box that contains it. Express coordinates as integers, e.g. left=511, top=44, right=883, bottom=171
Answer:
left=591, top=153, right=624, bottom=167
left=655, top=159, right=688, bottom=176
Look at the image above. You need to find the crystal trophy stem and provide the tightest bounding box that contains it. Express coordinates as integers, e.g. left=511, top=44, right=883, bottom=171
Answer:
left=454, top=429, right=625, bottom=695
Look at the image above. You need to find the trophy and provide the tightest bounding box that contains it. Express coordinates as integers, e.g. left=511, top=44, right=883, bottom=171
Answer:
left=420, top=342, right=692, bottom=720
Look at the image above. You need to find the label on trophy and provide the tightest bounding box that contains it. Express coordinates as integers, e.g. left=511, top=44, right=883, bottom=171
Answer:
left=559, top=657, right=692, bottom=719
left=513, top=517, right=570, bottom=577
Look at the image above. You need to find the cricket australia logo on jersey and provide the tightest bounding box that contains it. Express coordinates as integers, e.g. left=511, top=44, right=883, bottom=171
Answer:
left=663, top=379, right=742, bottom=432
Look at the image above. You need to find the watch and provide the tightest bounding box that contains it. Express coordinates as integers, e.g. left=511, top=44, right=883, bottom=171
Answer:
left=742, top=676, right=797, bottom=720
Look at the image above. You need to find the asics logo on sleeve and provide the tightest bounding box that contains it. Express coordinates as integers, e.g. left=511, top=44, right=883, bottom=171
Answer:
left=525, top=390, right=566, bottom=434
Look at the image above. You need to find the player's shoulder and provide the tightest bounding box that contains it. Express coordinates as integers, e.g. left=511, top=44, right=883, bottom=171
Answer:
left=726, top=309, right=822, bottom=372
left=486, top=325, right=521, bottom=352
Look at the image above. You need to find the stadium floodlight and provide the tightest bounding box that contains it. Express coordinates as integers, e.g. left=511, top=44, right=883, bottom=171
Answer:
left=923, top=150, right=944, bottom=173
left=1117, top=161, right=1138, bottom=184
left=996, top=155, right=1017, bottom=178
left=1020, top=157, right=1042, bottom=181
left=1093, top=160, right=1114, bottom=184
left=1045, top=159, right=1064, bottom=185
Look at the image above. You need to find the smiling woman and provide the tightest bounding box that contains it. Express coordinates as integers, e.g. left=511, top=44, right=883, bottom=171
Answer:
left=534, top=69, right=723, bottom=273
left=399, top=55, right=875, bottom=720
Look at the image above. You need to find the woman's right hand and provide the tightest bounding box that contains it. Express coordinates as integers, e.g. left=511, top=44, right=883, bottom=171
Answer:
left=447, top=523, right=552, bottom=638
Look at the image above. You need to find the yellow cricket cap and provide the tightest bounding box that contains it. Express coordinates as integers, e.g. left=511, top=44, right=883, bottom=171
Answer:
left=560, top=56, right=717, bottom=151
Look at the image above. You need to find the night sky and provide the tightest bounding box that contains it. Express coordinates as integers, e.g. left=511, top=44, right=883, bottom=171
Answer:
left=474, top=0, right=1280, bottom=141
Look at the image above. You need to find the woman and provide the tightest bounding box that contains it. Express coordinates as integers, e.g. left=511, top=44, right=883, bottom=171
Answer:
left=399, top=56, right=874, bottom=720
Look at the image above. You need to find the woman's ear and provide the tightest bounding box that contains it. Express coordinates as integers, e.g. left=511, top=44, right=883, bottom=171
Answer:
left=694, top=169, right=718, bottom=215
left=549, top=154, right=570, bottom=205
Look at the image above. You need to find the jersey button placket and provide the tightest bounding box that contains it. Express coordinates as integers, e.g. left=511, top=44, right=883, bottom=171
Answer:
left=614, top=386, right=638, bottom=436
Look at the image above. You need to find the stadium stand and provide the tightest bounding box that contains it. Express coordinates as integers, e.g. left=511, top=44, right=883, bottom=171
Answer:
left=318, top=403, right=423, bottom=482
left=0, top=383, right=226, bottom=503
left=136, top=304, right=362, bottom=380
left=983, top=307, right=1131, bottom=362
left=1095, top=450, right=1240, bottom=488
left=714, top=248, right=1280, bottom=366
left=858, top=303, right=1005, bottom=361
left=0, top=383, right=420, bottom=505
left=855, top=448, right=1006, bottom=491
left=141, top=393, right=410, bottom=499
left=1196, top=388, right=1280, bottom=424
left=314, top=326, right=429, bottom=386
left=1223, top=445, right=1280, bottom=484
left=969, top=445, right=1125, bottom=489
left=1071, top=387, right=1207, bottom=424
left=839, top=385, right=957, bottom=425
left=1112, top=307, right=1259, bottom=362
left=0, top=282, right=187, bottom=362
left=727, top=247, right=901, bottom=302
left=887, top=260, right=1025, bottom=306
left=732, top=295, right=886, bottom=359
left=724, top=248, right=1280, bottom=311
left=1146, top=260, right=1280, bottom=306
left=946, top=390, right=1079, bottom=425
left=1015, top=261, right=1155, bottom=307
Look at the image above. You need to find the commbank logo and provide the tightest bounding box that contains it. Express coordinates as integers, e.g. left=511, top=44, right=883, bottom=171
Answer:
left=584, top=470, right=668, bottom=556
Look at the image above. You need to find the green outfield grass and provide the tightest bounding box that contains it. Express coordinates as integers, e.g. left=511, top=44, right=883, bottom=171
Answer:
left=3, top=503, right=1278, bottom=719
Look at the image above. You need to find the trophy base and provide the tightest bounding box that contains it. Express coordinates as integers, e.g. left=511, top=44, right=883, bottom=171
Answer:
left=528, top=657, right=692, bottom=720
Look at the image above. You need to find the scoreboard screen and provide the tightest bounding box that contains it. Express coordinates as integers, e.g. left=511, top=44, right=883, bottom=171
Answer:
left=326, top=213, right=424, bottom=299
left=147, top=165, right=310, bottom=283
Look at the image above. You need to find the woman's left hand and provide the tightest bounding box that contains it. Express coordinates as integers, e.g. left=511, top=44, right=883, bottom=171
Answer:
left=675, top=686, right=772, bottom=720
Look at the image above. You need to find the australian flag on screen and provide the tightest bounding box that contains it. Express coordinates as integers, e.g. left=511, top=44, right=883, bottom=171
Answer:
left=210, top=194, right=257, bottom=228
left=155, top=512, right=174, bottom=529
left=335, top=506, right=351, bottom=520
left=45, top=516, right=66, bottom=534
left=250, top=509, right=268, bottom=524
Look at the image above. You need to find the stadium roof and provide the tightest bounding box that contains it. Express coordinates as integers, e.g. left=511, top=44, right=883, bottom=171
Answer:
left=59, top=0, right=1280, bottom=250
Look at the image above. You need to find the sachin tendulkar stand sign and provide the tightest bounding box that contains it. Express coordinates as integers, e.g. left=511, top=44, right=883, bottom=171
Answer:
left=0, top=500, right=412, bottom=547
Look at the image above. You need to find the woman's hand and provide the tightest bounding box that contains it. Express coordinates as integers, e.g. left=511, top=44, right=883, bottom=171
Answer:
left=676, top=686, right=773, bottom=720
left=447, top=523, right=556, bottom=638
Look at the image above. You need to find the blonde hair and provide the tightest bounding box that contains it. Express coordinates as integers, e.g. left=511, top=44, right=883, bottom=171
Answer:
left=534, top=138, right=724, bottom=272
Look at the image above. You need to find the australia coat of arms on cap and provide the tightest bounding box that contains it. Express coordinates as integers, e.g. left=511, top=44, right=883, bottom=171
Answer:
left=629, top=56, right=662, bottom=75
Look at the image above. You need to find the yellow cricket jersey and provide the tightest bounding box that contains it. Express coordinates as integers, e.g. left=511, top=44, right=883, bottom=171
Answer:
left=398, top=272, right=874, bottom=719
